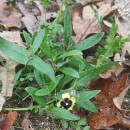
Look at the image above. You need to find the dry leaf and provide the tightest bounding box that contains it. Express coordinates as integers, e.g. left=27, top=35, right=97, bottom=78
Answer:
left=0, top=31, right=25, bottom=97
left=103, top=20, right=112, bottom=28
left=21, top=112, right=33, bottom=130
left=22, top=14, right=39, bottom=34
left=18, top=3, right=39, bottom=34
left=113, top=85, right=130, bottom=110
left=122, top=42, right=130, bottom=61
left=0, top=2, right=22, bottom=28
left=0, top=31, right=24, bottom=47
left=18, top=1, right=57, bottom=34
left=0, top=111, right=17, bottom=130
left=98, top=4, right=114, bottom=17
left=76, top=0, right=104, bottom=5
left=71, top=5, right=101, bottom=44
left=114, top=53, right=121, bottom=62
left=34, top=1, right=46, bottom=25
left=103, top=16, right=129, bottom=38
left=71, top=4, right=113, bottom=44
left=115, top=16, right=129, bottom=38
left=86, top=73, right=130, bottom=129
left=111, top=64, right=124, bottom=76
left=122, top=42, right=130, bottom=56
left=121, top=117, right=130, bottom=128
left=99, top=64, right=124, bottom=79
left=35, top=0, right=57, bottom=23
left=0, top=94, right=5, bottom=111
left=0, top=52, right=17, bottom=97
left=87, top=108, right=122, bottom=129
left=0, top=0, right=6, bottom=3
left=99, top=70, right=112, bottom=79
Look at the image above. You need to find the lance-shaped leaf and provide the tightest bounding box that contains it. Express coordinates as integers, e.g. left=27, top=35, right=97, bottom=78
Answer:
left=0, top=36, right=29, bottom=64
left=74, top=62, right=119, bottom=88
left=30, top=55, right=56, bottom=82
left=57, top=50, right=83, bottom=60
left=64, top=6, right=72, bottom=46
left=59, top=67, right=79, bottom=78
left=32, top=29, right=45, bottom=53
left=76, top=32, right=104, bottom=51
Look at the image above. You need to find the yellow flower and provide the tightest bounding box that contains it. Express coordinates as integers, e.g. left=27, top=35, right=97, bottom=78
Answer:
left=57, top=93, right=76, bottom=110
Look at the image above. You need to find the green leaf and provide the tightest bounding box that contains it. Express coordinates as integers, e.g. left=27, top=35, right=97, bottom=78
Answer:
left=40, top=0, right=51, bottom=7
left=76, top=90, right=100, bottom=112
left=78, top=119, right=86, bottom=125
left=14, top=69, right=23, bottom=81
left=59, top=67, right=79, bottom=78
left=57, top=50, right=83, bottom=60
left=74, top=62, right=118, bottom=88
left=76, top=32, right=104, bottom=51
left=78, top=90, right=100, bottom=100
left=64, top=6, right=72, bottom=46
left=68, top=57, right=86, bottom=70
left=40, top=42, right=51, bottom=57
left=48, top=75, right=62, bottom=91
left=77, top=99, right=98, bottom=112
left=32, top=29, right=45, bottom=53
left=57, top=75, right=73, bottom=91
left=34, top=69, right=44, bottom=86
left=68, top=57, right=92, bottom=70
left=35, top=87, right=49, bottom=96
left=25, top=87, right=46, bottom=106
left=60, top=119, right=68, bottom=128
left=76, top=125, right=81, bottom=130
left=0, top=36, right=29, bottom=64
left=35, top=75, right=62, bottom=96
left=70, top=122, right=77, bottom=129
left=23, top=30, right=32, bottom=45
left=83, top=126, right=90, bottom=130
left=51, top=107, right=80, bottom=121
left=30, top=55, right=56, bottom=82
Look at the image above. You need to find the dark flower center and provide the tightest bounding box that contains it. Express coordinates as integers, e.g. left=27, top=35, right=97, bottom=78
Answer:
left=60, top=98, right=72, bottom=109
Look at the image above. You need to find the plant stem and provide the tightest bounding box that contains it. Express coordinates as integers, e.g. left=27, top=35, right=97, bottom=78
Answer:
left=54, top=0, right=66, bottom=23
left=3, top=105, right=40, bottom=111
left=47, top=99, right=55, bottom=105
left=3, top=99, right=55, bottom=111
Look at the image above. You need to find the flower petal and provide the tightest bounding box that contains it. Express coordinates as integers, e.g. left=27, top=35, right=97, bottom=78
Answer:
left=62, top=93, right=70, bottom=99
left=68, top=97, right=76, bottom=110
left=70, top=97, right=76, bottom=104
left=68, top=103, right=75, bottom=110
left=68, top=106, right=73, bottom=110
left=57, top=101, right=61, bottom=107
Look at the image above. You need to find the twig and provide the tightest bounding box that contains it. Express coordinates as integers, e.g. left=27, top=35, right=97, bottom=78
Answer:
left=78, top=18, right=95, bottom=43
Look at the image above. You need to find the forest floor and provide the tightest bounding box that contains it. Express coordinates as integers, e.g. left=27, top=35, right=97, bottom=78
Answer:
left=0, top=0, right=130, bottom=130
